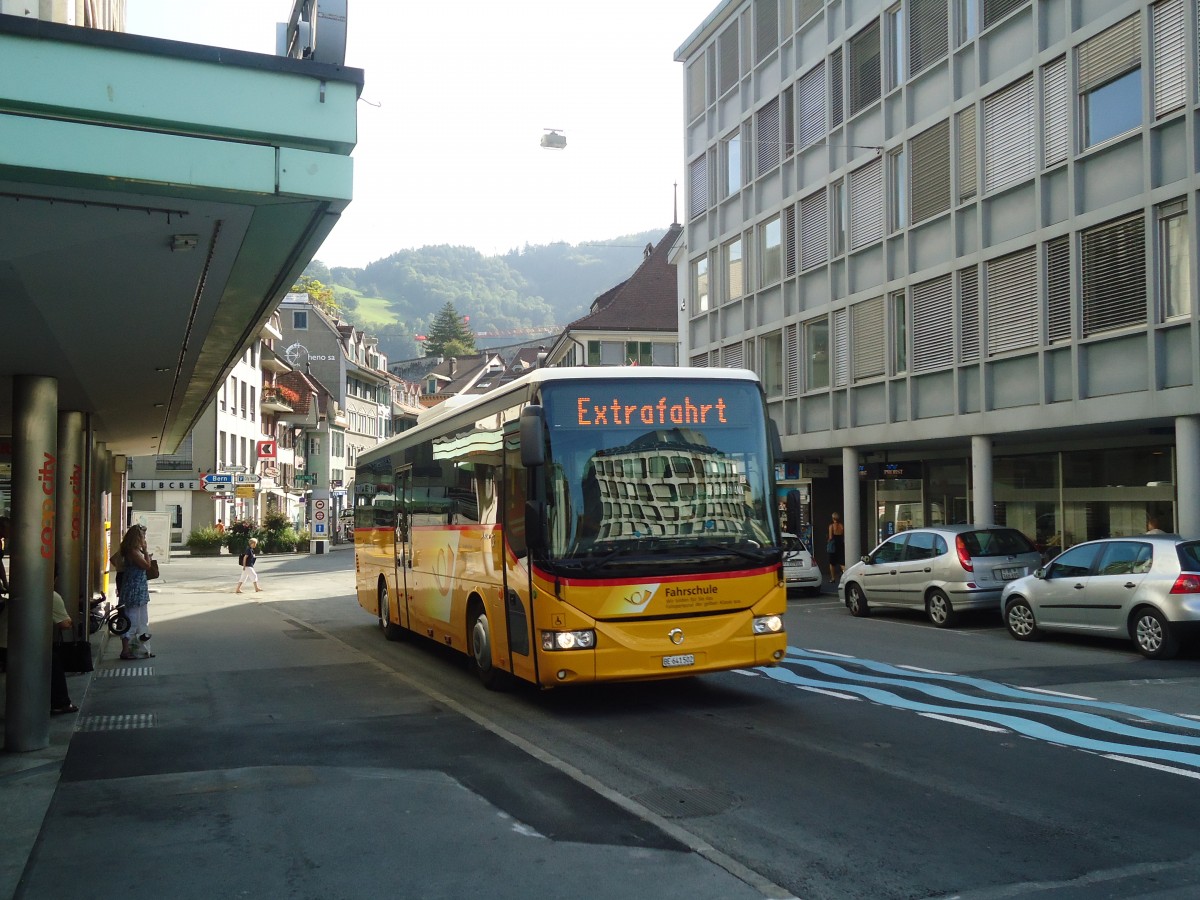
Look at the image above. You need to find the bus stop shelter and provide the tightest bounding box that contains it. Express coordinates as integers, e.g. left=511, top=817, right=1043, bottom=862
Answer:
left=0, top=11, right=361, bottom=752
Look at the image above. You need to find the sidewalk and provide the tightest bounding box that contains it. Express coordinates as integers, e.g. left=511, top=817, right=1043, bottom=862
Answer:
left=0, top=548, right=770, bottom=900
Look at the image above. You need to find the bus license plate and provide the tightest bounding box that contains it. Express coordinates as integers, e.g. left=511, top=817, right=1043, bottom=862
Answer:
left=662, top=653, right=695, bottom=668
left=997, top=567, right=1022, bottom=580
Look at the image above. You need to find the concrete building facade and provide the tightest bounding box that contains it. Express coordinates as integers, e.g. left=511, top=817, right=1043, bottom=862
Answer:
left=676, top=0, right=1200, bottom=563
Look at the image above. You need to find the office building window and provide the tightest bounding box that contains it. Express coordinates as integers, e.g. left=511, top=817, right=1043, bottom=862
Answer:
left=754, top=0, right=777, bottom=64
left=798, top=65, right=825, bottom=149
left=957, top=105, right=977, bottom=202
left=724, top=237, right=745, bottom=301
left=1158, top=200, right=1190, bottom=320
left=756, top=98, right=781, bottom=176
left=722, top=129, right=743, bottom=198
left=784, top=206, right=797, bottom=278
left=800, top=191, right=828, bottom=270
left=912, top=275, right=954, bottom=372
left=799, top=0, right=823, bottom=28
left=687, top=57, right=706, bottom=121
left=1042, top=57, right=1068, bottom=167
left=1079, top=15, right=1142, bottom=148
left=784, top=323, right=800, bottom=395
left=910, top=119, right=950, bottom=222
left=1047, top=236, right=1072, bottom=342
left=760, top=331, right=784, bottom=397
left=805, top=318, right=830, bottom=390
left=781, top=85, right=795, bottom=159
left=218, top=431, right=227, bottom=467
left=888, top=146, right=907, bottom=232
left=849, top=158, right=884, bottom=249
left=852, top=297, right=885, bottom=381
left=983, top=0, right=1028, bottom=29
left=250, top=386, right=256, bottom=422
left=887, top=4, right=905, bottom=91
left=849, top=21, right=881, bottom=116
left=909, top=0, right=949, bottom=75
left=689, top=154, right=708, bottom=218
left=983, top=75, right=1035, bottom=192
left=831, top=181, right=847, bottom=256
left=692, top=256, right=710, bottom=313
left=1082, top=213, right=1146, bottom=336
left=891, top=291, right=908, bottom=374
left=832, top=308, right=850, bottom=386
left=987, top=247, right=1039, bottom=355
left=959, top=266, right=980, bottom=361
left=760, top=216, right=782, bottom=286
left=1153, top=0, right=1186, bottom=118
left=718, top=21, right=740, bottom=95
left=829, top=47, right=844, bottom=127
left=652, top=343, right=677, bottom=366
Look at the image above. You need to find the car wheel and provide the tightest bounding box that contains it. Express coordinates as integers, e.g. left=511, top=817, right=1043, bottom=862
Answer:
left=378, top=582, right=404, bottom=642
left=1005, top=597, right=1040, bottom=641
left=846, top=583, right=869, bottom=618
left=1132, top=607, right=1179, bottom=660
left=927, top=588, right=956, bottom=628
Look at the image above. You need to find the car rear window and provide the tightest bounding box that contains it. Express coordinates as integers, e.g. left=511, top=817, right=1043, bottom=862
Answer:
left=1177, top=542, right=1200, bottom=572
left=960, top=529, right=1036, bottom=556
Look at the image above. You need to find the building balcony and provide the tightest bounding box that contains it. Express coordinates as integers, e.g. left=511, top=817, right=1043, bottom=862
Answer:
left=261, top=386, right=295, bottom=413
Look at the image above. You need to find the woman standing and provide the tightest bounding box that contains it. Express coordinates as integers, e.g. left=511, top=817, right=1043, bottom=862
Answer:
left=116, top=525, right=154, bottom=660
left=235, top=537, right=262, bottom=594
left=827, top=512, right=846, bottom=583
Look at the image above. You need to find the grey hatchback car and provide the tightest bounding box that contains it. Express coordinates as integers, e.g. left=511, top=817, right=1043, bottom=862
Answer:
left=1001, top=535, right=1200, bottom=659
left=839, top=525, right=1042, bottom=627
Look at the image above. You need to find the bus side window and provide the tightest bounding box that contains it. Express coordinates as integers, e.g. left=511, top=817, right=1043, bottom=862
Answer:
left=504, top=453, right=527, bottom=559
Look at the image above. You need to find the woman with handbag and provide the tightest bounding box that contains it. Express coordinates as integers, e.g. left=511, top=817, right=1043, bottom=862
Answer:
left=50, top=589, right=79, bottom=713
left=827, top=512, right=846, bottom=583
left=116, top=525, right=155, bottom=659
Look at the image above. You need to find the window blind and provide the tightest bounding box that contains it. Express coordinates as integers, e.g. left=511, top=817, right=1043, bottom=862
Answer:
left=800, top=191, right=828, bottom=269
left=849, top=22, right=881, bottom=116
left=755, top=0, right=778, bottom=64
left=910, top=119, right=951, bottom=223
left=757, top=98, right=781, bottom=175
left=983, top=76, right=1035, bottom=192
left=852, top=296, right=886, bottom=380
left=986, top=247, right=1039, bottom=355
left=689, top=154, right=709, bottom=217
left=908, top=0, right=949, bottom=77
left=850, top=158, right=884, bottom=249
left=957, top=105, right=977, bottom=202
left=1042, top=57, right=1068, bottom=167
left=1079, top=16, right=1140, bottom=93
left=833, top=308, right=850, bottom=386
left=912, top=275, right=955, bottom=371
left=1153, top=0, right=1186, bottom=117
left=1046, top=235, right=1072, bottom=343
left=1082, top=214, right=1146, bottom=336
left=798, top=65, right=826, bottom=148
left=959, top=266, right=980, bottom=361
left=785, top=323, right=800, bottom=396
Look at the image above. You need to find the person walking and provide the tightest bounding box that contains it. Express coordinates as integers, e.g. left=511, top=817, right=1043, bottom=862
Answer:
left=235, top=537, right=262, bottom=593
left=826, top=512, right=846, bottom=583
left=116, top=525, right=155, bottom=660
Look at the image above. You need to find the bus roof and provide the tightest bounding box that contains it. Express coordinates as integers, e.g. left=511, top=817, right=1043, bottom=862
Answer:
left=359, top=366, right=761, bottom=470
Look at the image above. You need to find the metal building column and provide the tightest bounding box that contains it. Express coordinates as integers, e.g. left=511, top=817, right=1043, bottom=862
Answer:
left=5, top=375, right=58, bottom=753
left=971, top=435, right=994, bottom=527
left=842, top=446, right=861, bottom=565
left=56, top=411, right=85, bottom=629
left=1176, top=416, right=1200, bottom=539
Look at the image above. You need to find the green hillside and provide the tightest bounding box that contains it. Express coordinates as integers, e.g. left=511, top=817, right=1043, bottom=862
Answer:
left=304, top=229, right=667, bottom=362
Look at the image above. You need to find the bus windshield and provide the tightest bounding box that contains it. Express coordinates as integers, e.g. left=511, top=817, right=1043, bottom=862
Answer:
left=538, top=378, right=776, bottom=573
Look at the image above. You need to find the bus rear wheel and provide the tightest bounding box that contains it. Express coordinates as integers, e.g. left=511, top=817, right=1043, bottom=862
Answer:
left=469, top=606, right=503, bottom=690
left=379, top=582, right=404, bottom=642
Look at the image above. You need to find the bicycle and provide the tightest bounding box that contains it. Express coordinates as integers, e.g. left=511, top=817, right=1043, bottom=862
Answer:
left=88, top=593, right=131, bottom=637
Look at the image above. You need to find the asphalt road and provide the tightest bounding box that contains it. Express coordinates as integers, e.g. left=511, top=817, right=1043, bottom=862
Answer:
left=200, top=553, right=1200, bottom=899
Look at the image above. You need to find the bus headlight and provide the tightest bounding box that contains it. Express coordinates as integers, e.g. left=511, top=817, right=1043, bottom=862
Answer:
left=541, top=629, right=596, bottom=651
left=753, top=615, right=784, bottom=635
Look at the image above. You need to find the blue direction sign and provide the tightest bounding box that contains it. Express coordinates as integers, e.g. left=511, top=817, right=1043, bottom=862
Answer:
left=202, top=474, right=234, bottom=485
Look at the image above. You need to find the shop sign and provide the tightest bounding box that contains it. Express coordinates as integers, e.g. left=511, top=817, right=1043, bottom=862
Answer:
left=130, top=479, right=201, bottom=490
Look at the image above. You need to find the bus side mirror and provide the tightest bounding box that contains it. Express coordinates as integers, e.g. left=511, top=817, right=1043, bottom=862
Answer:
left=525, top=500, right=546, bottom=553
left=520, top=405, right=545, bottom=468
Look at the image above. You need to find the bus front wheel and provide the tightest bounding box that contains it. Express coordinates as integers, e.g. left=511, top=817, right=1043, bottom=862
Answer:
left=469, top=606, right=503, bottom=690
left=379, top=582, right=404, bottom=642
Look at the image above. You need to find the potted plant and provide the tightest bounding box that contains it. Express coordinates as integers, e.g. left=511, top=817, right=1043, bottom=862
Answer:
left=226, top=520, right=258, bottom=558
left=185, top=526, right=225, bottom=557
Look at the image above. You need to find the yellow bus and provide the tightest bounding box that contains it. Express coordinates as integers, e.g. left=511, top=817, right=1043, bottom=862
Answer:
left=353, top=366, right=787, bottom=688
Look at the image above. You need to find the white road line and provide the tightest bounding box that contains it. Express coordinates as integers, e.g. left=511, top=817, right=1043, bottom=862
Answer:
left=920, top=712, right=1009, bottom=732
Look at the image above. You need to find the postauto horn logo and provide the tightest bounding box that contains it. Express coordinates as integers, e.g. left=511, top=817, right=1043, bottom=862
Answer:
left=623, top=587, right=656, bottom=612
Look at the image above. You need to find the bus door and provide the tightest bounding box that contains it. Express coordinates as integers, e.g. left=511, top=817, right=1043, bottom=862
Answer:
left=501, top=433, right=536, bottom=683
left=394, top=466, right=413, bottom=630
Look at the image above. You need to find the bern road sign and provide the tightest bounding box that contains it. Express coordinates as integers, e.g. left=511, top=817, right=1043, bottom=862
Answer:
left=202, top=474, right=234, bottom=486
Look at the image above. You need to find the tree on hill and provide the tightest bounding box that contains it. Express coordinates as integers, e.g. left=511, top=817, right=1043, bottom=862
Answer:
left=291, top=275, right=341, bottom=318
left=424, top=301, right=476, bottom=358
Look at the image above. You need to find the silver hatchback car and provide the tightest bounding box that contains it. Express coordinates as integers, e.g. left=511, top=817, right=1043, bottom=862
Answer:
left=1001, top=535, right=1200, bottom=659
left=839, top=525, right=1042, bottom=627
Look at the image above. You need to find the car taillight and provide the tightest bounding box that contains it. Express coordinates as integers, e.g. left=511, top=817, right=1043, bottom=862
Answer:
left=955, top=535, right=973, bottom=572
left=1169, top=573, right=1200, bottom=594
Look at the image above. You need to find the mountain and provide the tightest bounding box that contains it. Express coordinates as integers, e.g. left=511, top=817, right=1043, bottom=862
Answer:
left=302, top=229, right=668, bottom=362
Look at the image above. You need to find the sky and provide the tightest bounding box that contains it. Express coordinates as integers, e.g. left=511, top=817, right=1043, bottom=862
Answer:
left=125, top=0, right=720, bottom=270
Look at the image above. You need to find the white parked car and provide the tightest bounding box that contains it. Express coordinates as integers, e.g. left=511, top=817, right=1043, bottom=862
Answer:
left=782, top=532, right=823, bottom=595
